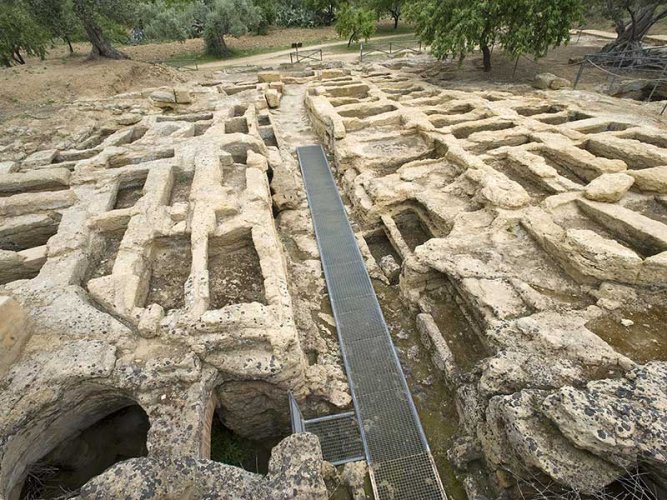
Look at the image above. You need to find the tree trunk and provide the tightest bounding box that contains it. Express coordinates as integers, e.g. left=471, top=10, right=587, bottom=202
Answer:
left=73, top=0, right=128, bottom=60
left=217, top=36, right=230, bottom=57
left=12, top=48, right=25, bottom=65
left=603, top=4, right=667, bottom=52
left=65, top=35, right=74, bottom=55
left=481, top=44, right=491, bottom=72
left=327, top=3, right=335, bottom=25
left=393, top=14, right=399, bottom=29
left=348, top=30, right=356, bottom=48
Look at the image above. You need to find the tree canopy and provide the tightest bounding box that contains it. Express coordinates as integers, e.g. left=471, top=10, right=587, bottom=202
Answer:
left=335, top=3, right=376, bottom=47
left=405, top=0, right=582, bottom=72
left=0, top=1, right=49, bottom=66
left=370, top=0, right=402, bottom=29
left=203, top=0, right=261, bottom=57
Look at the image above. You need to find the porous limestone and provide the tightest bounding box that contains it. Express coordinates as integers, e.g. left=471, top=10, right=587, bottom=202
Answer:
left=304, top=64, right=667, bottom=496
left=2, top=58, right=667, bottom=500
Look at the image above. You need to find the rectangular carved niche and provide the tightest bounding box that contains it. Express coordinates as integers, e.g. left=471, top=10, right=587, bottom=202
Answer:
left=146, top=235, right=192, bottom=310
left=114, top=176, right=147, bottom=209
left=170, top=173, right=194, bottom=205
left=208, top=231, right=267, bottom=309
left=394, top=208, right=434, bottom=252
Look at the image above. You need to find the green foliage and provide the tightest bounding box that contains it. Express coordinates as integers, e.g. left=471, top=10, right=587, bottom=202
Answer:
left=137, top=0, right=208, bottom=42
left=405, top=0, right=583, bottom=71
left=73, top=0, right=136, bottom=26
left=275, top=0, right=320, bottom=27
left=209, top=418, right=252, bottom=468
left=0, top=1, right=50, bottom=66
left=254, top=0, right=277, bottom=34
left=204, top=0, right=260, bottom=57
left=335, top=4, right=377, bottom=46
left=25, top=0, right=80, bottom=48
left=304, top=0, right=339, bottom=24
left=369, top=0, right=402, bottom=28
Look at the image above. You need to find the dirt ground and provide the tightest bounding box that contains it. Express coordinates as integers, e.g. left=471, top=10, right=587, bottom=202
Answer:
left=0, top=26, right=663, bottom=123
left=418, top=35, right=609, bottom=90
left=0, top=25, right=340, bottom=121
left=36, top=26, right=339, bottom=64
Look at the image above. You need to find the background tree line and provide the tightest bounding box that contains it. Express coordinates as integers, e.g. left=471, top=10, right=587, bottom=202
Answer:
left=0, top=0, right=404, bottom=65
left=1, top=0, right=665, bottom=69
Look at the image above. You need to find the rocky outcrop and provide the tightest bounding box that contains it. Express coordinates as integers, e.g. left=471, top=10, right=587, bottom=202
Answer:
left=533, top=73, right=572, bottom=90
left=585, top=172, right=635, bottom=202
left=76, top=434, right=328, bottom=499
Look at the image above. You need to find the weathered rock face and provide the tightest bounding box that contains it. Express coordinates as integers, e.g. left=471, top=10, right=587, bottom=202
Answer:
left=76, top=433, right=328, bottom=499
left=585, top=172, right=635, bottom=202
left=534, top=73, right=572, bottom=90
left=0, top=75, right=344, bottom=499
left=542, top=363, right=667, bottom=474
left=305, top=66, right=667, bottom=495
left=0, top=296, right=29, bottom=375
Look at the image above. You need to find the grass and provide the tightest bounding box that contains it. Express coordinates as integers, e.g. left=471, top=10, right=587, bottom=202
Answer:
left=165, top=41, right=316, bottom=65
left=209, top=418, right=254, bottom=469
left=163, top=21, right=417, bottom=65
left=327, top=33, right=420, bottom=55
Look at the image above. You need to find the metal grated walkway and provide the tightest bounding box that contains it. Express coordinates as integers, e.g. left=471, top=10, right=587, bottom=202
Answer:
left=296, top=145, right=446, bottom=500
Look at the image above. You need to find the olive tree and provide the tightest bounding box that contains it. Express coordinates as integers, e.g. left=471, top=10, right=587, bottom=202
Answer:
left=371, top=0, right=402, bottom=29
left=203, top=0, right=260, bottom=57
left=406, top=0, right=582, bottom=72
left=335, top=4, right=376, bottom=47
left=0, top=1, right=49, bottom=66
left=26, top=0, right=80, bottom=54
left=598, top=0, right=667, bottom=52
left=304, top=0, right=339, bottom=25
left=73, top=0, right=135, bottom=59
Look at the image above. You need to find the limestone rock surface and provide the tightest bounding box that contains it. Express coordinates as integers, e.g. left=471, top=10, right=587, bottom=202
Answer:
left=585, top=173, right=635, bottom=202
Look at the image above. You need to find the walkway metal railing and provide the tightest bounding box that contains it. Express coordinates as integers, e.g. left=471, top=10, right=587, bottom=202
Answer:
left=289, top=43, right=323, bottom=64
left=360, top=39, right=423, bottom=62
left=294, top=144, right=446, bottom=500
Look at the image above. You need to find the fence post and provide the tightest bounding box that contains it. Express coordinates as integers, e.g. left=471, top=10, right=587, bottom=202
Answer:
left=390, top=42, right=393, bottom=54
left=574, top=59, right=587, bottom=89
left=646, top=64, right=667, bottom=102
left=608, top=48, right=627, bottom=89
left=360, top=43, right=363, bottom=62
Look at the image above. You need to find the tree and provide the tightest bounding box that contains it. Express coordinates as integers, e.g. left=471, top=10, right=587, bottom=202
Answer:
left=335, top=4, right=376, bottom=47
left=304, top=0, right=339, bottom=25
left=255, top=0, right=277, bottom=34
left=72, top=0, right=134, bottom=59
left=26, top=0, right=79, bottom=54
left=597, top=0, right=667, bottom=52
left=405, top=0, right=582, bottom=72
left=0, top=1, right=49, bottom=66
left=203, top=0, right=260, bottom=57
left=137, top=0, right=206, bottom=42
left=372, top=0, right=402, bottom=29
